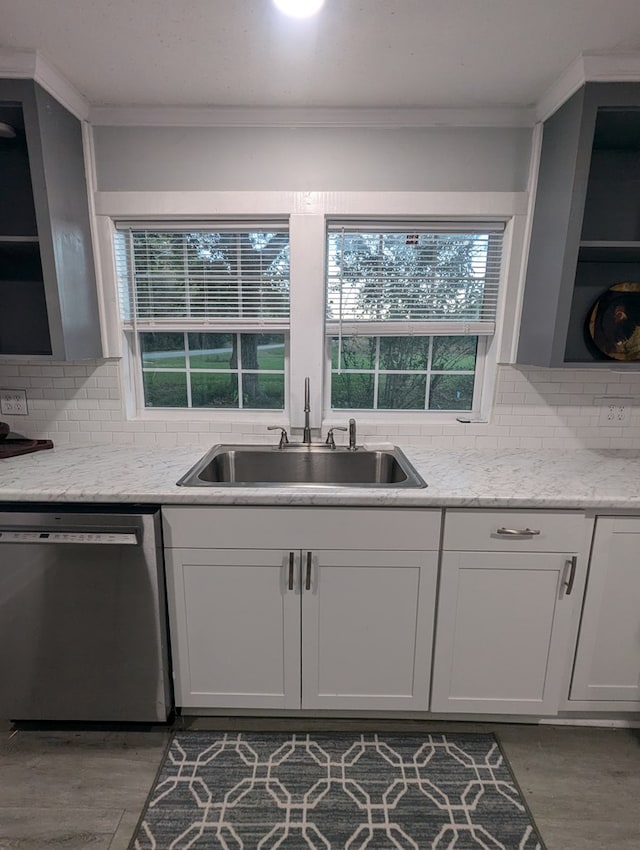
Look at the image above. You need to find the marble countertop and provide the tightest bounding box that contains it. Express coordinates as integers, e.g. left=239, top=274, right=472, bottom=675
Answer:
left=1, top=443, right=639, bottom=510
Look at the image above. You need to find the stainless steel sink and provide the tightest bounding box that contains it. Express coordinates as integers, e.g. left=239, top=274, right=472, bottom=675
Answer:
left=177, top=444, right=427, bottom=488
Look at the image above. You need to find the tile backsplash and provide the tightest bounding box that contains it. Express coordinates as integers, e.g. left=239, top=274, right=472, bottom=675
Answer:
left=0, top=360, right=639, bottom=450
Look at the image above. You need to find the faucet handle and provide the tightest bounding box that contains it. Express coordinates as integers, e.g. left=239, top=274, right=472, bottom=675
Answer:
left=325, top=426, right=347, bottom=449
left=267, top=426, right=289, bottom=449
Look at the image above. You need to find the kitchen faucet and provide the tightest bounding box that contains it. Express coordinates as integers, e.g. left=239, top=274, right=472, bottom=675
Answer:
left=348, top=418, right=357, bottom=450
left=302, top=376, right=312, bottom=445
left=268, top=379, right=358, bottom=450
left=267, top=377, right=313, bottom=447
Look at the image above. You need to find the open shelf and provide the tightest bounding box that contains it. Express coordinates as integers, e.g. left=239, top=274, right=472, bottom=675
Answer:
left=517, top=84, right=640, bottom=367
left=0, top=80, right=102, bottom=360
left=579, top=241, right=640, bottom=263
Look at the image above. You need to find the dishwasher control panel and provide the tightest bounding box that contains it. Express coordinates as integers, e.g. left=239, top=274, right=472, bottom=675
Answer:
left=0, top=530, right=139, bottom=544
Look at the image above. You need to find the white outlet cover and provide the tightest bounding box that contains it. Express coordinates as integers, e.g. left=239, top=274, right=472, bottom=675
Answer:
left=598, top=398, right=631, bottom=427
left=0, top=389, right=28, bottom=416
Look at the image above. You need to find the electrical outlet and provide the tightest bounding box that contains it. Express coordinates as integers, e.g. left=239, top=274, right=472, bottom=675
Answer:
left=0, top=389, right=28, bottom=416
left=598, top=397, right=630, bottom=427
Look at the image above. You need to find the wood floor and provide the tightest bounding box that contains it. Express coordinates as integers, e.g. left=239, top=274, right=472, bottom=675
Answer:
left=1, top=717, right=638, bottom=849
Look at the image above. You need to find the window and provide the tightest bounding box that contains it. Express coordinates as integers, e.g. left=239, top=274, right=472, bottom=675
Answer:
left=326, top=223, right=503, bottom=412
left=115, top=225, right=290, bottom=410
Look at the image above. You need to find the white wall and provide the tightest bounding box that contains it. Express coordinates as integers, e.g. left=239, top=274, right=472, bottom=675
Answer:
left=92, top=126, right=532, bottom=192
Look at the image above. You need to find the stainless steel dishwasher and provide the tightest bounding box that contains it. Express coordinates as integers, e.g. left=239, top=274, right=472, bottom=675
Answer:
left=0, top=507, right=172, bottom=722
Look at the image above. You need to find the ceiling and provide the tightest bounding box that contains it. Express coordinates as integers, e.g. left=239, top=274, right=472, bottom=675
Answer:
left=1, top=0, right=640, bottom=110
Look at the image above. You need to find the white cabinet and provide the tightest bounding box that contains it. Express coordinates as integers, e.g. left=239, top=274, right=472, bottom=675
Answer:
left=570, top=517, right=640, bottom=706
left=164, top=548, right=301, bottom=710
left=301, top=549, right=436, bottom=711
left=163, top=507, right=440, bottom=712
left=431, top=510, right=590, bottom=715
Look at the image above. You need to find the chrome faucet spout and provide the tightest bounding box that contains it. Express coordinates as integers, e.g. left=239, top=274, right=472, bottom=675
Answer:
left=348, top=418, right=357, bottom=451
left=302, top=377, right=312, bottom=445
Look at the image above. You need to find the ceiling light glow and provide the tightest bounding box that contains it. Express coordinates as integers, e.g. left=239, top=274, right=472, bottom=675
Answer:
left=273, top=0, right=325, bottom=18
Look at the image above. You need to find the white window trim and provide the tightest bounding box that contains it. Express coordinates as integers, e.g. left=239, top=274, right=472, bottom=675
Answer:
left=95, top=190, right=527, bottom=428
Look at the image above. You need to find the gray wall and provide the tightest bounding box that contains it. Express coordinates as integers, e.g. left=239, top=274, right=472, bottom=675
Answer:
left=93, top=126, right=532, bottom=192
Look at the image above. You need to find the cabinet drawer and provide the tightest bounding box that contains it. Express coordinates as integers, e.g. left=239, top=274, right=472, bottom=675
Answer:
left=443, top=510, right=586, bottom=552
left=163, top=506, right=441, bottom=551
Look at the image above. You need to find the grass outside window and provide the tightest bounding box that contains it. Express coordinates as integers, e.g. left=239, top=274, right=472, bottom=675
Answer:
left=330, top=335, right=477, bottom=411
left=139, top=331, right=285, bottom=409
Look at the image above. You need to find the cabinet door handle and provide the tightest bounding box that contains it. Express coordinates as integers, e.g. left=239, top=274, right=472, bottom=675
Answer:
left=288, top=551, right=295, bottom=591
left=305, top=551, right=312, bottom=591
left=496, top=527, right=541, bottom=536
left=563, top=555, right=577, bottom=596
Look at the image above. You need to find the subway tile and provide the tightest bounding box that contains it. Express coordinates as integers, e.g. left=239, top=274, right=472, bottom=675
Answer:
left=19, top=365, right=42, bottom=377
left=475, top=436, right=500, bottom=449
left=539, top=437, right=566, bottom=449
left=42, top=388, right=68, bottom=401
left=117, top=432, right=136, bottom=445
left=451, top=435, right=478, bottom=448
left=519, top=437, right=543, bottom=449
left=397, top=425, right=422, bottom=436
left=73, top=431, right=93, bottom=442
left=419, top=424, right=444, bottom=436
left=155, top=433, right=179, bottom=448
left=495, top=415, right=523, bottom=426
left=133, top=433, right=158, bottom=447
left=0, top=376, right=29, bottom=388
left=89, top=432, right=113, bottom=443
left=40, top=366, right=65, bottom=378
left=67, top=408, right=89, bottom=421
left=610, top=437, right=637, bottom=448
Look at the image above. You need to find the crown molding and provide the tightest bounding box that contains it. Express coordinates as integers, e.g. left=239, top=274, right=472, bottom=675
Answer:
left=0, top=48, right=89, bottom=120
left=536, top=52, right=640, bottom=122
left=88, top=105, right=536, bottom=129
left=2, top=46, right=639, bottom=129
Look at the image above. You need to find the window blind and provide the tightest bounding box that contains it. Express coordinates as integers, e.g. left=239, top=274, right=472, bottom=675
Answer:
left=326, top=223, right=504, bottom=335
left=115, top=225, right=290, bottom=328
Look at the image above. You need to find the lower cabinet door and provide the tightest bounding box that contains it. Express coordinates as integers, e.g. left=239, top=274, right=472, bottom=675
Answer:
left=165, top=548, right=301, bottom=709
left=570, top=517, right=640, bottom=703
left=301, top=549, right=438, bottom=711
left=431, top=551, right=578, bottom=715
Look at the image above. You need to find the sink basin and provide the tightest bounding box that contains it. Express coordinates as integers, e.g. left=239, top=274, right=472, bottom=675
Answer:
left=177, top=444, right=427, bottom=488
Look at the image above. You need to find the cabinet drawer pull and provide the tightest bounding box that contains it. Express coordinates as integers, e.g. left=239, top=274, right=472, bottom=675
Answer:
left=496, top=527, right=541, bottom=536
left=305, top=551, right=312, bottom=591
left=563, top=555, right=577, bottom=596
left=288, top=552, right=295, bottom=591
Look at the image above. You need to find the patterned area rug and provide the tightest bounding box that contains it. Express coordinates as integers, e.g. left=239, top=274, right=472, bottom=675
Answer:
left=130, top=732, right=545, bottom=849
